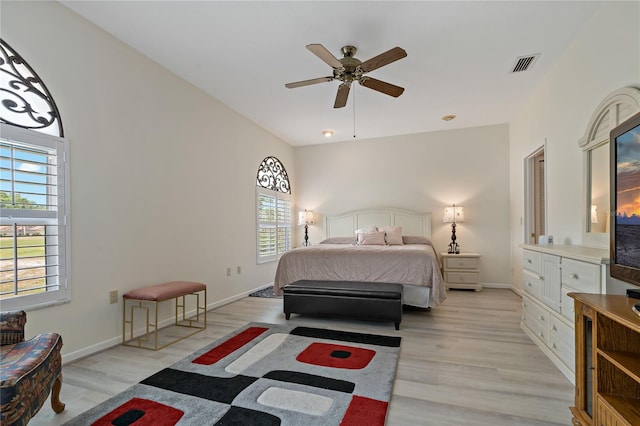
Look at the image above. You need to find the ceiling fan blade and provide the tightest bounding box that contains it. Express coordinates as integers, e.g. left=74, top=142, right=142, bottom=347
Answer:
left=359, top=47, right=407, bottom=73
left=306, top=44, right=344, bottom=69
left=334, top=83, right=350, bottom=108
left=285, top=76, right=334, bottom=88
left=359, top=77, right=405, bottom=97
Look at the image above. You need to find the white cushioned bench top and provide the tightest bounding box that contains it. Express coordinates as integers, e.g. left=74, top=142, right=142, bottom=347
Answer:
left=123, top=281, right=206, bottom=302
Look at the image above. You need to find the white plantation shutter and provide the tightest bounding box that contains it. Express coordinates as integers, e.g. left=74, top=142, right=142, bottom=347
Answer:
left=0, top=124, right=70, bottom=310
left=257, top=188, right=291, bottom=263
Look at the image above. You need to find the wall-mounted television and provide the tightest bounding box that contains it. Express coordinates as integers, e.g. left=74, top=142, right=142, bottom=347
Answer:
left=610, top=110, right=640, bottom=287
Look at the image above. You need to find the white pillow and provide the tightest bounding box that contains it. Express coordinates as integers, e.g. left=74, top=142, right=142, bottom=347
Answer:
left=358, top=230, right=386, bottom=245
left=355, top=226, right=378, bottom=244
left=379, top=226, right=403, bottom=245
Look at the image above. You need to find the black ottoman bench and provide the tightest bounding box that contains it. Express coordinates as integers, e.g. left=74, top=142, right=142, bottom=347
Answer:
left=283, top=280, right=404, bottom=330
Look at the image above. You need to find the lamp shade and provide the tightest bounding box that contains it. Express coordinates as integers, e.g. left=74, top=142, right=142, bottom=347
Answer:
left=298, top=210, right=314, bottom=225
left=443, top=205, right=465, bottom=223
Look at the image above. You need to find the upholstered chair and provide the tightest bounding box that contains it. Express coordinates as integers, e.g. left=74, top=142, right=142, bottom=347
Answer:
left=0, top=310, right=64, bottom=426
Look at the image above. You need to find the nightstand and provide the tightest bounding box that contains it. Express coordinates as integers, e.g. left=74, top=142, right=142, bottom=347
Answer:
left=440, top=252, right=481, bottom=291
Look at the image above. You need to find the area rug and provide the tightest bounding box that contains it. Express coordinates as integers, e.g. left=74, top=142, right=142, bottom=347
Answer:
left=64, top=322, right=401, bottom=426
left=249, top=287, right=282, bottom=298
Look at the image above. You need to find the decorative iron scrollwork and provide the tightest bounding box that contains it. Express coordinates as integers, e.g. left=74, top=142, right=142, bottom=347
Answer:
left=256, top=156, right=291, bottom=194
left=0, top=39, right=63, bottom=137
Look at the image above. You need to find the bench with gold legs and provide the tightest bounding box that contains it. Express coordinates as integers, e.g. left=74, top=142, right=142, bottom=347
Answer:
left=122, top=281, right=207, bottom=350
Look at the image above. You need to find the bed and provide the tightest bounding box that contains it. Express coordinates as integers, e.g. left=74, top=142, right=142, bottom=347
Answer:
left=273, top=208, right=446, bottom=308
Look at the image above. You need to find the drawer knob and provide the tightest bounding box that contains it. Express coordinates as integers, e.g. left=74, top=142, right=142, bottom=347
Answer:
left=527, top=259, right=532, bottom=263
left=552, top=343, right=557, bottom=349
left=527, top=282, right=532, bottom=287
left=552, top=325, right=557, bottom=331
left=571, top=273, right=578, bottom=280
left=539, top=315, right=545, bottom=321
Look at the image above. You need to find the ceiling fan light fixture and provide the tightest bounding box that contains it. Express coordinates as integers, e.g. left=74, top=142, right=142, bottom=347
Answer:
left=285, top=44, right=407, bottom=109
left=442, top=114, right=457, bottom=121
left=322, top=130, right=334, bottom=138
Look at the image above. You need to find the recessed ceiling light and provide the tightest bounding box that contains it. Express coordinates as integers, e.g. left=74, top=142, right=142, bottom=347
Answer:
left=322, top=130, right=334, bottom=137
left=442, top=114, right=456, bottom=122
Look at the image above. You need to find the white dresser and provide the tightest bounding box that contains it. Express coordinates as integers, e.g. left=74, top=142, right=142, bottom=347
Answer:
left=520, top=244, right=609, bottom=384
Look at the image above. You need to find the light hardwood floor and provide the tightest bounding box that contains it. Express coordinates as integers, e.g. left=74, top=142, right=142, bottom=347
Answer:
left=31, top=288, right=574, bottom=425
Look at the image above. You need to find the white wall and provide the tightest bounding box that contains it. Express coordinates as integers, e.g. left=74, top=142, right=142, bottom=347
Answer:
left=294, top=124, right=512, bottom=287
left=509, top=1, right=640, bottom=290
left=1, top=1, right=294, bottom=360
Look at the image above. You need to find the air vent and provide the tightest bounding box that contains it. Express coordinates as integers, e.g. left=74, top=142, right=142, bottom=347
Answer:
left=511, top=54, right=540, bottom=73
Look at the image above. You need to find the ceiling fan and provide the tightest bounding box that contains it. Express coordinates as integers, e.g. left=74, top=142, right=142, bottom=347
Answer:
left=285, top=44, right=407, bottom=108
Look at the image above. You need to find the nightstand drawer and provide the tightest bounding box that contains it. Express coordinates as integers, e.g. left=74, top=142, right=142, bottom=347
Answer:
left=444, top=271, right=479, bottom=284
left=444, top=257, right=479, bottom=270
left=561, top=258, right=600, bottom=292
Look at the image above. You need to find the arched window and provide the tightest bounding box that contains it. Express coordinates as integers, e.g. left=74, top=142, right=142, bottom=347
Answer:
left=1, top=40, right=63, bottom=137
left=256, top=157, right=291, bottom=262
left=0, top=38, right=70, bottom=310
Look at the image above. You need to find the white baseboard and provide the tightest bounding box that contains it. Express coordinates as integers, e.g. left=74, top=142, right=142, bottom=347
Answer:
left=61, top=283, right=275, bottom=365
left=480, top=282, right=512, bottom=289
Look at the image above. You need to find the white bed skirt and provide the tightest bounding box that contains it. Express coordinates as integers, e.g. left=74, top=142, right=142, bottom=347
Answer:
left=403, top=284, right=431, bottom=308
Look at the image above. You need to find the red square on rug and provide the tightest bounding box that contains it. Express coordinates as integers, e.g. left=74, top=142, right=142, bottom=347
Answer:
left=192, top=326, right=268, bottom=365
left=296, top=342, right=375, bottom=369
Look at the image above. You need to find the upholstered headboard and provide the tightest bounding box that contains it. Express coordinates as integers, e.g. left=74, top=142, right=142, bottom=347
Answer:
left=325, top=208, right=432, bottom=239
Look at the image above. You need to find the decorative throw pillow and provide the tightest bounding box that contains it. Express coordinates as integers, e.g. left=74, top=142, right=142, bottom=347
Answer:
left=358, top=230, right=386, bottom=245
left=355, top=226, right=378, bottom=244
left=379, top=226, right=403, bottom=245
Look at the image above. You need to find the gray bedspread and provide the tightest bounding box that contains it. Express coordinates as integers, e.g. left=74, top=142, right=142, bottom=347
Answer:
left=273, top=243, right=447, bottom=307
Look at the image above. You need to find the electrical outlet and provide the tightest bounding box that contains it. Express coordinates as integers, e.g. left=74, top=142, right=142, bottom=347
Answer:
left=226, top=267, right=231, bottom=276
left=237, top=266, right=241, bottom=274
left=109, top=290, right=118, bottom=304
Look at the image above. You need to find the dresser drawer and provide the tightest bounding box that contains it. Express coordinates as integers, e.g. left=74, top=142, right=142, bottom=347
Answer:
left=522, top=311, right=547, bottom=342
left=561, top=258, right=600, bottom=292
left=548, top=333, right=575, bottom=371
left=523, top=297, right=550, bottom=340
left=444, top=256, right=479, bottom=270
left=523, top=297, right=550, bottom=326
left=523, top=269, right=542, bottom=299
left=549, top=315, right=574, bottom=348
left=560, top=286, right=576, bottom=322
left=523, top=250, right=542, bottom=274
left=444, top=271, right=479, bottom=284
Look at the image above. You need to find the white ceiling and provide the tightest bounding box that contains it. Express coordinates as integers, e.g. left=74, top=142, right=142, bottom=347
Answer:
left=60, top=1, right=603, bottom=146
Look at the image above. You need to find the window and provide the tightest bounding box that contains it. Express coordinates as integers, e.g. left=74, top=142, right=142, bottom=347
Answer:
left=0, top=125, right=69, bottom=309
left=256, top=157, right=291, bottom=263
left=1, top=39, right=69, bottom=310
